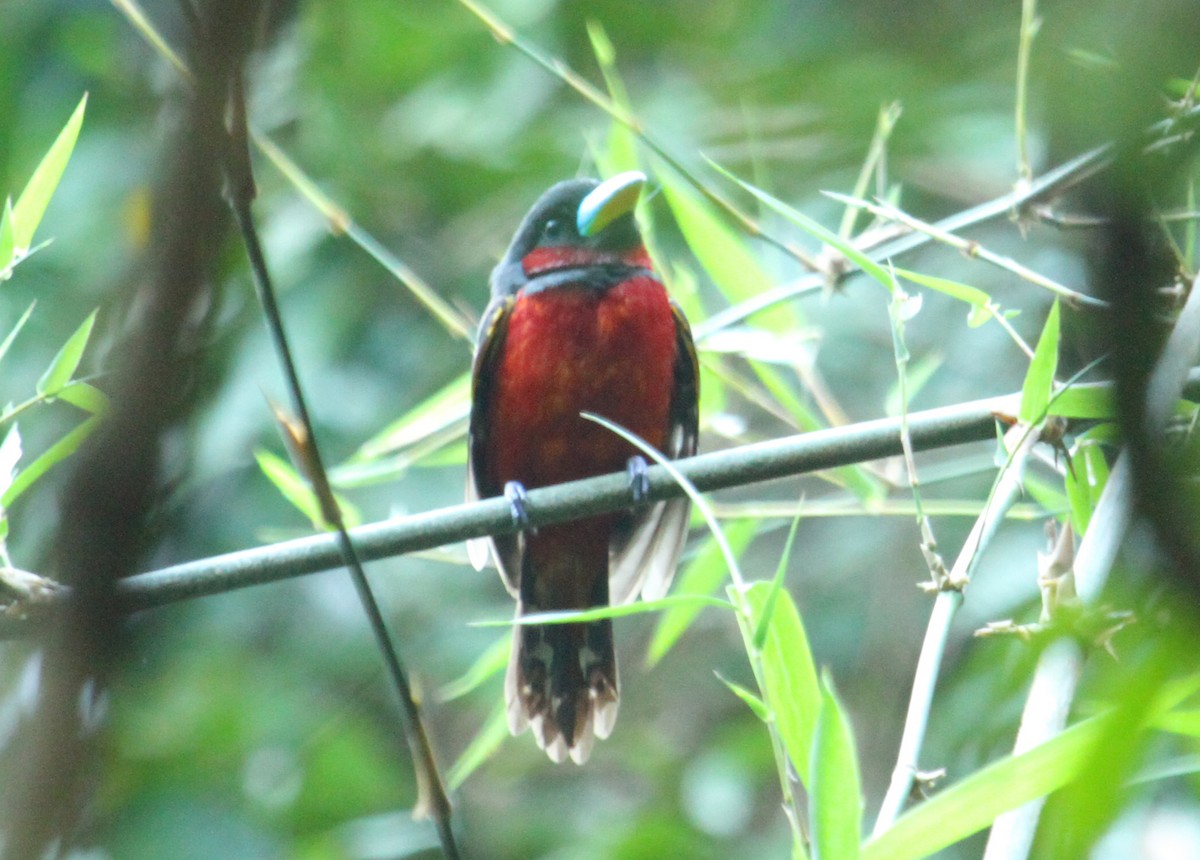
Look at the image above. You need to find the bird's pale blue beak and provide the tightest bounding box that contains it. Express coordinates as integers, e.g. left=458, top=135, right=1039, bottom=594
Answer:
left=577, top=171, right=647, bottom=237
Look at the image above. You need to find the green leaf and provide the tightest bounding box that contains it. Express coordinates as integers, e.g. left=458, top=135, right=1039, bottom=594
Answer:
left=647, top=520, right=758, bottom=667
left=752, top=509, right=803, bottom=649
left=885, top=352, right=942, bottom=417
left=0, top=197, right=15, bottom=276
left=2, top=416, right=100, bottom=510
left=255, top=448, right=362, bottom=531
left=738, top=580, right=821, bottom=787
left=587, top=19, right=640, bottom=176
left=716, top=672, right=771, bottom=722
left=1065, top=439, right=1110, bottom=535
left=658, top=166, right=796, bottom=332
left=475, top=593, right=733, bottom=627
left=0, top=301, right=36, bottom=366
left=1048, top=384, right=1115, bottom=419
left=12, top=93, right=88, bottom=251
left=447, top=702, right=511, bottom=790
left=37, top=310, right=97, bottom=398
left=438, top=634, right=509, bottom=702
left=352, top=372, right=469, bottom=462
left=55, top=380, right=111, bottom=415
left=862, top=713, right=1111, bottom=860
left=711, top=168, right=893, bottom=291
left=1019, top=299, right=1061, bottom=425
left=893, top=267, right=991, bottom=312
left=810, top=674, right=862, bottom=860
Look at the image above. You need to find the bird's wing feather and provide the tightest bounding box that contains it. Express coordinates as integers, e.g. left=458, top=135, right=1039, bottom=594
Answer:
left=608, top=302, right=699, bottom=603
left=467, top=295, right=521, bottom=597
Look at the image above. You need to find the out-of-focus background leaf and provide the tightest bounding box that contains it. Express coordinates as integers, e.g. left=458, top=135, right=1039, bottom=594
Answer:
left=1, top=1, right=1198, bottom=857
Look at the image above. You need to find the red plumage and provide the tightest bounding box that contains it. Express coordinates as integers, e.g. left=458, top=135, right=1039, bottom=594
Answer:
left=468, top=175, right=698, bottom=763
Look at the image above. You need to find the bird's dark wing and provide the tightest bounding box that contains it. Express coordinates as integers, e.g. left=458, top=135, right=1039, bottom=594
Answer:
left=466, top=295, right=522, bottom=596
left=609, top=301, right=699, bottom=604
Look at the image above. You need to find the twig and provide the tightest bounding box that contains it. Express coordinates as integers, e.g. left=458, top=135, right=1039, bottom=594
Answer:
left=222, top=67, right=460, bottom=858
left=873, top=423, right=1041, bottom=834
left=699, top=103, right=1200, bottom=334
left=1014, top=0, right=1040, bottom=185
left=828, top=193, right=1107, bottom=311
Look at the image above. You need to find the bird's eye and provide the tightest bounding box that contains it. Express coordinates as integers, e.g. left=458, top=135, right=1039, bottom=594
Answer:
left=542, top=218, right=567, bottom=242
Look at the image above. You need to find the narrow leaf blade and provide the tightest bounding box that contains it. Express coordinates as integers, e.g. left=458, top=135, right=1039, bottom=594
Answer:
left=1019, top=299, right=1061, bottom=424
left=36, top=309, right=97, bottom=397
left=13, top=94, right=88, bottom=250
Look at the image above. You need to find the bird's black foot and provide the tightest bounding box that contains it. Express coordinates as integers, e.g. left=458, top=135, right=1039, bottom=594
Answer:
left=504, top=480, right=533, bottom=531
left=626, top=455, right=651, bottom=505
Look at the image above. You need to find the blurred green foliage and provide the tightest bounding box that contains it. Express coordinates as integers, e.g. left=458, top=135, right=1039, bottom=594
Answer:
left=2, top=0, right=1200, bottom=858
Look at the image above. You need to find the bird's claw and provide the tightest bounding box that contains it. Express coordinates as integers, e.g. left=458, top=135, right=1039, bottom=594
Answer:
left=626, top=455, right=651, bottom=505
left=504, top=481, right=533, bottom=531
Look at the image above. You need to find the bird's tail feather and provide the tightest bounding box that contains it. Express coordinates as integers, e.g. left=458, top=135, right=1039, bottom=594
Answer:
left=505, top=607, right=619, bottom=764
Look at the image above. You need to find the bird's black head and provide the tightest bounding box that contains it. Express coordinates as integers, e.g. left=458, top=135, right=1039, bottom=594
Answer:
left=491, top=172, right=648, bottom=298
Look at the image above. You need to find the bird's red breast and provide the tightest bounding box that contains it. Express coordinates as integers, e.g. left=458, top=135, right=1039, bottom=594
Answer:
left=467, top=173, right=698, bottom=763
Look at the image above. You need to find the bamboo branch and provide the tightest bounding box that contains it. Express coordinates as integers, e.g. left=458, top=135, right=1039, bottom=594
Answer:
left=7, top=374, right=1200, bottom=638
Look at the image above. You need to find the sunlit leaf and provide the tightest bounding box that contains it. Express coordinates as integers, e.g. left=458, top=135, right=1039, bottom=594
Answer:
left=0, top=197, right=15, bottom=276
left=474, top=593, right=733, bottom=627
left=658, top=166, right=796, bottom=332
left=1065, top=439, right=1110, bottom=535
left=2, top=416, right=100, bottom=509
left=738, top=580, right=821, bottom=787
left=255, top=448, right=362, bottom=531
left=862, top=713, right=1111, bottom=860
left=717, top=672, right=771, bottom=722
left=0, top=301, right=36, bottom=366
left=12, top=93, right=87, bottom=251
left=1048, top=384, right=1116, bottom=419
left=353, top=372, right=470, bottom=462
left=1019, top=299, right=1060, bottom=425
left=710, top=165, right=892, bottom=291
left=56, top=380, right=110, bottom=415
left=810, top=674, right=862, bottom=860
left=36, top=309, right=97, bottom=398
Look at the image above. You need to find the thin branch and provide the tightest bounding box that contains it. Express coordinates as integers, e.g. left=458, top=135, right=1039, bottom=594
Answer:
left=830, top=193, right=1107, bottom=311
left=223, top=71, right=460, bottom=858
left=699, top=103, right=1200, bottom=335
left=873, top=423, right=1041, bottom=834
left=8, top=374, right=1198, bottom=638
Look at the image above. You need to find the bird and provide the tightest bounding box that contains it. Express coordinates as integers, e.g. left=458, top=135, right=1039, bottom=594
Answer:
left=467, top=171, right=699, bottom=764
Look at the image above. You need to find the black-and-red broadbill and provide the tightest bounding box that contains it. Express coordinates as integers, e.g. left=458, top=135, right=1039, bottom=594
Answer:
left=467, top=172, right=699, bottom=763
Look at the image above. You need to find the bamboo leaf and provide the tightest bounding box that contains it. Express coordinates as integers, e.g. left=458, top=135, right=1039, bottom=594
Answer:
left=2, top=416, right=100, bottom=509
left=862, top=714, right=1110, bottom=860
left=738, top=580, right=821, bottom=787
left=1019, top=299, right=1061, bottom=425
left=0, top=301, right=36, bottom=365
left=658, top=166, right=796, bottom=332
left=810, top=674, right=862, bottom=860
left=255, top=448, right=362, bottom=531
left=36, top=310, right=97, bottom=398
left=12, top=94, right=88, bottom=251
left=716, top=671, right=771, bottom=722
